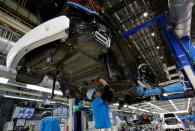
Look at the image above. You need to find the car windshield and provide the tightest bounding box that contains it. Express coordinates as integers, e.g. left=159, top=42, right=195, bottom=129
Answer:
left=165, top=118, right=178, bottom=125
left=164, top=114, right=175, bottom=118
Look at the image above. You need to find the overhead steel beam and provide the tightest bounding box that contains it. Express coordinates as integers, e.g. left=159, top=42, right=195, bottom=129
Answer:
left=146, top=102, right=169, bottom=113
left=122, top=13, right=166, bottom=38
left=158, top=104, right=175, bottom=108
left=0, top=86, right=41, bottom=97
left=0, top=84, right=66, bottom=101
left=168, top=110, right=188, bottom=114
left=169, top=100, right=179, bottom=111
left=0, top=10, right=31, bottom=34
left=3, top=94, right=43, bottom=102
left=111, top=103, right=157, bottom=113
left=0, top=76, right=64, bottom=96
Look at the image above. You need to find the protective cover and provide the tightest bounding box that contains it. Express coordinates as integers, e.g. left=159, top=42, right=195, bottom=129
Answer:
left=6, top=16, right=69, bottom=69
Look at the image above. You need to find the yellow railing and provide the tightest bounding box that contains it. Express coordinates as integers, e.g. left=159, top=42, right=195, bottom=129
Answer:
left=0, top=6, right=34, bottom=29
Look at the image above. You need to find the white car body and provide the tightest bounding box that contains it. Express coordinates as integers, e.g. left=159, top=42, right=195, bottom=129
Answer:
left=162, top=119, right=184, bottom=130
left=160, top=113, right=185, bottom=130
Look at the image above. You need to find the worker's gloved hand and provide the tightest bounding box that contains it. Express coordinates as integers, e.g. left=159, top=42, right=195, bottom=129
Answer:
left=93, top=78, right=108, bottom=85
left=100, top=78, right=109, bottom=86
left=73, top=101, right=83, bottom=112
left=78, top=101, right=83, bottom=108
left=94, top=78, right=114, bottom=91
left=73, top=106, right=79, bottom=112
left=84, top=109, right=93, bottom=116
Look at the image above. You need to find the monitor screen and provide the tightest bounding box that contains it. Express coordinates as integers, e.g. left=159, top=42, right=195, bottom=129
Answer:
left=12, top=107, right=35, bottom=119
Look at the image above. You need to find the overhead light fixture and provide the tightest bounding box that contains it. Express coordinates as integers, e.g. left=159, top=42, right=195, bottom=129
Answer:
left=54, top=90, right=63, bottom=96
left=49, top=101, right=56, bottom=104
left=113, top=103, right=119, bottom=106
left=151, top=33, right=155, bottom=36
left=143, top=12, right=148, bottom=17
left=111, top=108, right=122, bottom=112
left=4, top=95, right=43, bottom=102
left=128, top=106, right=149, bottom=112
left=26, top=84, right=63, bottom=96
left=161, top=56, right=163, bottom=59
left=123, top=105, right=127, bottom=108
left=128, top=106, right=137, bottom=110
left=0, top=77, right=8, bottom=84
left=163, top=93, right=168, bottom=96
left=157, top=46, right=160, bottom=50
left=3, top=95, right=65, bottom=104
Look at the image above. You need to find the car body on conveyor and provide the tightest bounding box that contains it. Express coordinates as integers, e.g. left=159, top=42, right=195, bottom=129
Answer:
left=160, top=113, right=185, bottom=131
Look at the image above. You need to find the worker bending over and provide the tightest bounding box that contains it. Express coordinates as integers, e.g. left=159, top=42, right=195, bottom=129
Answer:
left=87, top=79, right=114, bottom=129
left=40, top=111, right=60, bottom=131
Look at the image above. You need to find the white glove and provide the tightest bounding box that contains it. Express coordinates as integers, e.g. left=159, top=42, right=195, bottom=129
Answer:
left=100, top=78, right=108, bottom=86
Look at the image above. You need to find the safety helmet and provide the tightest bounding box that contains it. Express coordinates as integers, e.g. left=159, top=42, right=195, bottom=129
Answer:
left=42, top=111, right=52, bottom=117
left=86, top=88, right=96, bottom=100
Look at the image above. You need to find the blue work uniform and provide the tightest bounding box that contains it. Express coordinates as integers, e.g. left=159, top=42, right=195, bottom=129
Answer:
left=92, top=96, right=110, bottom=129
left=189, top=115, right=195, bottom=121
left=40, top=116, right=60, bottom=131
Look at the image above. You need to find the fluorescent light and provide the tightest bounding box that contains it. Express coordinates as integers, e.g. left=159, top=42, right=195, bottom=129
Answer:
left=49, top=101, right=56, bottom=104
left=112, top=105, right=157, bottom=114
left=113, top=103, right=119, bottom=106
left=26, top=84, right=51, bottom=93
left=0, top=77, right=8, bottom=84
left=151, top=32, right=155, bottom=36
left=111, top=109, right=122, bottom=112
left=123, top=105, right=127, bottom=108
left=54, top=90, right=63, bottom=96
left=163, top=93, right=168, bottom=96
left=26, top=84, right=63, bottom=96
left=129, top=106, right=135, bottom=109
left=3, top=95, right=64, bottom=104
left=128, top=106, right=149, bottom=112
left=157, top=46, right=160, bottom=50
left=4, top=95, right=43, bottom=102
left=143, top=12, right=148, bottom=17
left=161, top=56, right=163, bottom=59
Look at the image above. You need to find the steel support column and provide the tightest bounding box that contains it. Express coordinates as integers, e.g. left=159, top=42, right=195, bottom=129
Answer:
left=74, top=98, right=82, bottom=131
left=69, top=99, right=74, bottom=131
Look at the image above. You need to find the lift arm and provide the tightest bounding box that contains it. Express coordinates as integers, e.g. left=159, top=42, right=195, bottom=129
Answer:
left=122, top=13, right=195, bottom=91
left=134, top=82, right=188, bottom=100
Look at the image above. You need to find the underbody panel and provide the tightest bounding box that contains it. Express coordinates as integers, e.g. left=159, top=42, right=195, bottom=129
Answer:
left=6, top=1, right=141, bottom=102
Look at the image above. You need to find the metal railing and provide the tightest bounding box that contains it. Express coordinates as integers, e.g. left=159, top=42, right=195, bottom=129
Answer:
left=0, top=24, right=21, bottom=42
left=0, top=24, right=21, bottom=65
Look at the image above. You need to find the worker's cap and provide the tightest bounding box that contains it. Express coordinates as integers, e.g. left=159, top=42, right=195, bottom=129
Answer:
left=86, top=88, right=97, bottom=100
left=42, top=111, right=52, bottom=117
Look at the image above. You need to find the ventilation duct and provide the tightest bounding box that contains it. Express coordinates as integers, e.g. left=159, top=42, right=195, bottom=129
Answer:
left=169, top=0, right=195, bottom=38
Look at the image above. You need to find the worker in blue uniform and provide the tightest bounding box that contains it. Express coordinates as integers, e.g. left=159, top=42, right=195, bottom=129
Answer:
left=40, top=111, right=60, bottom=131
left=87, top=78, right=114, bottom=129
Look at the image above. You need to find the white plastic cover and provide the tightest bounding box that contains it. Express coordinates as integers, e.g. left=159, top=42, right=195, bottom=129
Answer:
left=6, top=16, right=70, bottom=69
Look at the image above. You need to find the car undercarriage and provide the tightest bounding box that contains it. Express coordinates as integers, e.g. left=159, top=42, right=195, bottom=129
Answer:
left=6, top=0, right=194, bottom=105
left=8, top=1, right=145, bottom=103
